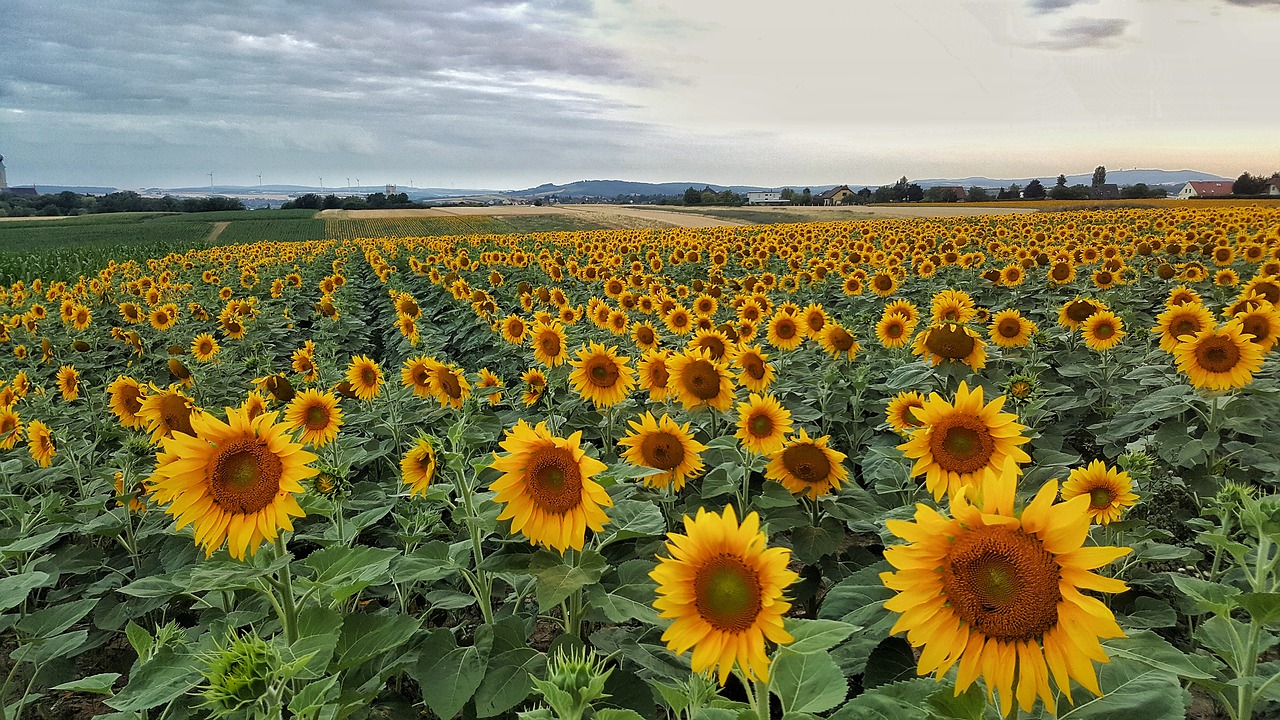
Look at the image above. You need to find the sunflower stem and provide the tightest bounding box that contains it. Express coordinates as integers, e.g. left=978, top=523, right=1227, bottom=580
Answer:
left=273, top=534, right=299, bottom=645
left=457, top=472, right=494, bottom=625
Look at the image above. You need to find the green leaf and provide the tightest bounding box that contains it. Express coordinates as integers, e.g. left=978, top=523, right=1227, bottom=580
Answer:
left=781, top=619, right=859, bottom=654
left=124, top=621, right=153, bottom=660
left=1057, top=654, right=1188, bottom=720
left=594, top=711, right=646, bottom=720
left=828, top=679, right=935, bottom=720
left=288, top=676, right=339, bottom=718
left=10, top=629, right=88, bottom=664
left=413, top=627, right=493, bottom=720
left=1119, top=596, right=1177, bottom=629
left=530, top=551, right=606, bottom=610
left=116, top=575, right=180, bottom=600
left=1171, top=574, right=1240, bottom=616
left=104, top=650, right=201, bottom=712
left=0, top=528, right=63, bottom=554
left=392, top=542, right=457, bottom=584
left=51, top=672, right=121, bottom=695
left=1236, top=592, right=1280, bottom=626
left=1105, top=631, right=1216, bottom=680
left=332, top=612, right=420, bottom=671
left=861, top=637, right=916, bottom=689
left=0, top=571, right=51, bottom=611
left=588, top=559, right=660, bottom=625
left=303, top=545, right=398, bottom=603
left=16, top=598, right=97, bottom=638
left=769, top=648, right=848, bottom=714
left=290, top=605, right=342, bottom=678
left=475, top=648, right=544, bottom=717
left=789, top=518, right=845, bottom=565
left=598, top=499, right=666, bottom=548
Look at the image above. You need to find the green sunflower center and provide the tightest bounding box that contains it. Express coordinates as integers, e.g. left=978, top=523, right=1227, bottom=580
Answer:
left=930, top=416, right=997, bottom=474
left=694, top=555, right=763, bottom=632
left=1089, top=487, right=1114, bottom=510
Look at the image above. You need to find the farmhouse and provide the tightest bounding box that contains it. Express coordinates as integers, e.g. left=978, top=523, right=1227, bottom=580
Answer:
left=746, top=190, right=786, bottom=205
left=932, top=186, right=967, bottom=202
left=1092, top=184, right=1120, bottom=200
left=1177, top=181, right=1235, bottom=199
left=1266, top=179, right=1280, bottom=196
left=816, top=185, right=854, bottom=205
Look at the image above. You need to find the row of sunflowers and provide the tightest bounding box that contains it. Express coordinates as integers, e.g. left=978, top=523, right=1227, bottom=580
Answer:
left=0, top=206, right=1279, bottom=719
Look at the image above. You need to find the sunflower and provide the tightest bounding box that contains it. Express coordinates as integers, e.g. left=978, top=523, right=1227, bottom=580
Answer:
left=765, top=429, right=848, bottom=499
left=1233, top=302, right=1280, bottom=353
left=138, top=386, right=199, bottom=444
left=1153, top=302, right=1215, bottom=353
left=870, top=272, right=898, bottom=297
left=400, top=356, right=434, bottom=398
left=766, top=311, right=804, bottom=351
left=631, top=321, right=660, bottom=351
left=931, top=289, right=977, bottom=324
left=240, top=390, right=270, bottom=421
left=568, top=342, right=635, bottom=409
left=663, top=306, right=694, bottom=335
left=884, top=298, right=918, bottom=322
left=57, top=365, right=80, bottom=402
left=617, top=412, right=707, bottom=492
left=531, top=321, right=569, bottom=367
left=898, top=381, right=1031, bottom=501
left=876, top=313, right=914, bottom=349
left=0, top=407, right=21, bottom=450
left=27, top=419, right=55, bottom=467
left=667, top=347, right=736, bottom=412
left=489, top=420, right=612, bottom=553
left=291, top=341, right=319, bottom=382
left=284, top=389, right=343, bottom=447
left=71, top=305, right=91, bottom=331
left=477, top=368, right=504, bottom=406
left=987, top=310, right=1036, bottom=349
left=500, top=315, right=529, bottom=344
left=733, top=345, right=775, bottom=393
left=401, top=436, right=438, bottom=497
left=881, top=466, right=1130, bottom=716
left=735, top=394, right=793, bottom=456
left=428, top=361, right=472, bottom=409
left=817, top=322, right=860, bottom=360
left=191, top=333, right=220, bottom=362
left=1057, top=298, right=1106, bottom=330
left=689, top=328, right=732, bottom=361
left=104, top=376, right=145, bottom=429
left=521, top=368, right=548, bottom=406
left=345, top=355, right=384, bottom=401
left=149, top=408, right=317, bottom=560
left=913, top=323, right=987, bottom=370
left=885, top=390, right=927, bottom=434
left=637, top=349, right=672, bottom=402
left=1082, top=309, right=1125, bottom=351
left=1173, top=322, right=1267, bottom=391
left=801, top=304, right=827, bottom=335
left=1061, top=460, right=1139, bottom=525
left=650, top=505, right=798, bottom=684
left=119, top=302, right=145, bottom=324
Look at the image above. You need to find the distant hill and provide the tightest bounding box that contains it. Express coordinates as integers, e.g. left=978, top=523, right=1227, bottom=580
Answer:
left=31, top=186, right=118, bottom=195
left=157, top=185, right=500, bottom=199
left=508, top=180, right=837, bottom=197
left=913, top=169, right=1228, bottom=189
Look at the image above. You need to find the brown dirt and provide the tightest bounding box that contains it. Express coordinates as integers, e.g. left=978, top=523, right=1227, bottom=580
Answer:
left=206, top=220, right=231, bottom=243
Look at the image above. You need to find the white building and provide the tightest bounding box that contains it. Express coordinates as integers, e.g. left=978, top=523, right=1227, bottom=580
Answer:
left=0, top=154, right=7, bottom=189
left=746, top=190, right=785, bottom=205
left=1177, top=181, right=1234, bottom=199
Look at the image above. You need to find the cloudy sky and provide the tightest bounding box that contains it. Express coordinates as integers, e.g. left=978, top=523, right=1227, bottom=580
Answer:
left=2, top=0, right=1278, bottom=190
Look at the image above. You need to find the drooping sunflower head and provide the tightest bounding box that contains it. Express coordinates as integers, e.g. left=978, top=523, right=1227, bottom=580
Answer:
left=818, top=323, right=860, bottom=360
left=735, top=393, right=793, bottom=456
left=1082, top=309, right=1125, bottom=351
left=897, top=381, right=1031, bottom=500
left=489, top=420, right=612, bottom=553
left=667, top=347, right=735, bottom=412
left=476, top=368, right=504, bottom=406
left=401, top=436, right=438, bottom=498
left=650, top=505, right=798, bottom=684
left=284, top=389, right=343, bottom=448
left=913, top=323, right=987, bottom=370
left=138, top=386, right=199, bottom=445
left=765, top=429, right=848, bottom=499
left=617, top=412, right=708, bottom=492
left=428, top=361, right=472, bottom=409
left=881, top=464, right=1131, bottom=716
left=521, top=368, right=548, bottom=406
left=1062, top=460, right=1139, bottom=525
left=1173, top=322, right=1267, bottom=391
left=345, top=355, right=384, bottom=401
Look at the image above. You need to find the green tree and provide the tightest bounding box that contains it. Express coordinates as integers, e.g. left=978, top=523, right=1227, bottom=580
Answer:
left=1024, top=179, right=1046, bottom=199
left=1092, top=166, right=1107, bottom=187
left=966, top=186, right=991, bottom=202
left=1233, top=172, right=1268, bottom=195
left=1056, top=174, right=1067, bottom=188
left=683, top=187, right=701, bottom=204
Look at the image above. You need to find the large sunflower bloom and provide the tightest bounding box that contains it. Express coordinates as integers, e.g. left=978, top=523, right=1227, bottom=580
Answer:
left=766, top=311, right=804, bottom=351
left=568, top=342, right=636, bottom=409
left=1081, top=310, right=1125, bottom=351
left=667, top=347, right=736, bottom=412
left=401, top=356, right=434, bottom=398
left=150, top=408, right=317, bottom=560
left=885, top=391, right=927, bottom=434
left=427, top=360, right=472, bottom=410
left=1233, top=302, right=1280, bottom=353
left=1057, top=298, right=1106, bottom=331
left=818, top=323, right=861, bottom=360
left=138, top=386, right=199, bottom=444
left=733, top=345, right=774, bottom=393
left=1173, top=322, right=1266, bottom=391
left=931, top=289, right=977, bottom=324
left=876, top=313, right=914, bottom=349
left=346, top=355, right=384, bottom=401
left=898, top=381, right=1031, bottom=501
left=735, top=393, right=793, bottom=456
left=284, top=389, right=343, bottom=447
left=57, top=365, right=80, bottom=402
left=765, top=429, right=848, bottom=499
left=1061, top=460, right=1139, bottom=525
left=191, top=333, right=220, bottom=363
left=617, top=412, right=707, bottom=492
left=489, top=420, right=612, bottom=553
left=987, top=310, right=1036, bottom=349
left=881, top=465, right=1130, bottom=716
left=637, top=349, right=672, bottom=402
left=1153, top=302, right=1215, bottom=353
left=650, top=505, right=798, bottom=684
left=913, top=323, right=987, bottom=371
left=531, top=321, right=570, bottom=367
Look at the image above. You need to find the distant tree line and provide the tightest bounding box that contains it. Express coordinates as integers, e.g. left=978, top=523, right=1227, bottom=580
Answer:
left=0, top=190, right=245, bottom=217
left=281, top=192, right=417, bottom=210
left=1234, top=172, right=1280, bottom=196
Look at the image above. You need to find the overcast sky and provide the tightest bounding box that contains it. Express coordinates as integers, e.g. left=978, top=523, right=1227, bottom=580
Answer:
left=2, top=0, right=1278, bottom=190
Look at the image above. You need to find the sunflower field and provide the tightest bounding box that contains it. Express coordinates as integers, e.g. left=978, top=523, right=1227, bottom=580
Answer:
left=2, top=206, right=1280, bottom=720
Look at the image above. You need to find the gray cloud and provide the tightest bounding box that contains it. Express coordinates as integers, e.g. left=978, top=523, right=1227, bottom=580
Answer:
left=1028, top=0, right=1096, bottom=12
left=1222, top=0, right=1280, bottom=6
left=1040, top=17, right=1129, bottom=50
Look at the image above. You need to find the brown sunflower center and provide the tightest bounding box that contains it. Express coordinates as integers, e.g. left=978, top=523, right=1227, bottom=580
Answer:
left=1196, top=336, right=1241, bottom=373
left=1093, top=321, right=1115, bottom=339
left=874, top=275, right=893, bottom=291
left=829, top=328, right=855, bottom=351
left=158, top=395, right=194, bottom=437
left=697, top=337, right=727, bottom=360
left=586, top=358, right=620, bottom=388
left=924, top=325, right=976, bottom=360
left=436, top=369, right=463, bottom=398
left=782, top=444, right=831, bottom=484
left=412, top=366, right=430, bottom=387
left=540, top=334, right=562, bottom=356
left=929, top=415, right=996, bottom=474
left=209, top=438, right=283, bottom=514
left=647, top=362, right=670, bottom=388
left=1089, top=487, right=1114, bottom=510
left=1066, top=301, right=1098, bottom=323
left=941, top=525, right=1061, bottom=641
left=998, top=319, right=1022, bottom=338
left=640, top=431, right=686, bottom=470
left=1172, top=317, right=1200, bottom=337
left=360, top=366, right=378, bottom=387
left=775, top=320, right=796, bottom=339
left=1242, top=316, right=1270, bottom=344
left=636, top=327, right=655, bottom=344
left=526, top=447, right=584, bottom=515
left=683, top=359, right=722, bottom=400
left=694, top=554, right=763, bottom=632
left=304, top=404, right=330, bottom=430
left=747, top=413, right=774, bottom=438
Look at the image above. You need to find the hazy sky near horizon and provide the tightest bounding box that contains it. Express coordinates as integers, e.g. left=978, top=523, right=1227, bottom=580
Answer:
left=2, top=0, right=1278, bottom=190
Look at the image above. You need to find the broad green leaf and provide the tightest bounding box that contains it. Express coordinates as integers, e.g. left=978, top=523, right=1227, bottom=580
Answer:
left=861, top=636, right=916, bottom=689
left=104, top=650, right=201, bottom=712
left=0, top=528, right=63, bottom=554
left=781, top=619, right=859, bottom=654
left=594, top=711, right=646, bottom=720
left=288, top=676, right=339, bottom=718
left=124, top=620, right=153, bottom=660
left=1105, top=630, right=1216, bottom=680
left=1236, top=592, right=1280, bottom=626
left=475, top=648, right=544, bottom=717
left=598, top=499, right=666, bottom=548
left=1171, top=574, right=1240, bottom=616
left=1057, top=654, right=1188, bottom=720
left=303, top=545, right=397, bottom=602
left=588, top=559, right=660, bottom=625
left=290, top=605, right=342, bottom=678
left=0, top=571, right=51, bottom=611
left=10, top=629, right=88, bottom=663
left=16, top=597, right=97, bottom=638
left=827, top=679, right=935, bottom=720
left=413, top=627, right=493, bottom=720
left=769, top=648, right=847, bottom=714
left=116, top=575, right=180, bottom=600
left=51, top=672, right=121, bottom=695
left=332, top=612, right=420, bottom=671
left=531, top=551, right=606, bottom=610
left=789, top=518, right=845, bottom=564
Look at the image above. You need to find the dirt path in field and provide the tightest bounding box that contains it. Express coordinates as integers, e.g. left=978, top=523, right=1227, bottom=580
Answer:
left=206, top=221, right=231, bottom=244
